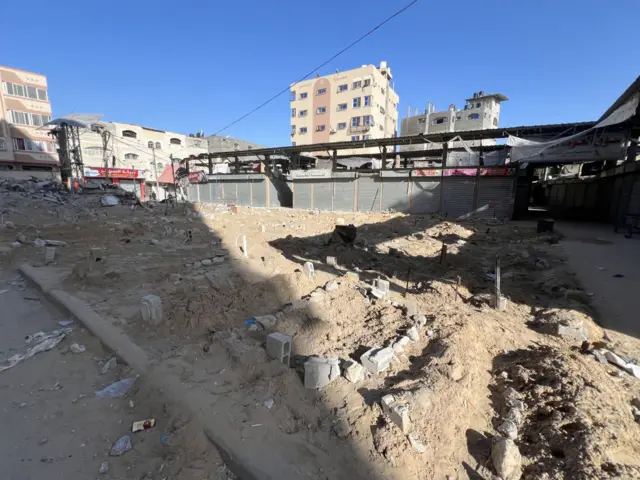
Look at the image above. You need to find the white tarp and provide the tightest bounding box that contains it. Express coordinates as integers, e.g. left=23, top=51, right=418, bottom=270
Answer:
left=508, top=92, right=639, bottom=163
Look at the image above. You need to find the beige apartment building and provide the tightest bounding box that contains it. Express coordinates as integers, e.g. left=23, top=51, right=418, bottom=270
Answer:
left=0, top=66, right=56, bottom=179
left=289, top=62, right=399, bottom=155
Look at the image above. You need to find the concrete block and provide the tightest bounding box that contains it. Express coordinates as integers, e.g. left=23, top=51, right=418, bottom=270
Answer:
left=492, top=295, right=507, bottom=311
left=303, top=261, right=315, bottom=280
left=44, top=247, right=56, bottom=265
left=141, top=295, right=163, bottom=325
left=326, top=256, right=337, bottom=266
left=360, top=347, right=395, bottom=374
left=266, top=332, right=292, bottom=366
left=388, top=403, right=411, bottom=434
left=556, top=321, right=587, bottom=341
left=373, top=279, right=390, bottom=297
left=393, top=336, right=411, bottom=353
left=406, top=326, right=419, bottom=342
left=304, top=356, right=340, bottom=389
left=381, top=394, right=396, bottom=415
left=343, top=360, right=365, bottom=383
left=345, top=271, right=360, bottom=282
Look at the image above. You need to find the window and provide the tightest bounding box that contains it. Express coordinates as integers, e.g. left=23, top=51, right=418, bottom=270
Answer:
left=317, top=88, right=327, bottom=95
left=291, top=142, right=296, bottom=146
left=381, top=87, right=385, bottom=95
left=316, top=106, right=326, bottom=114
left=299, top=110, right=307, bottom=117
left=290, top=91, right=296, bottom=101
left=364, top=95, right=372, bottom=107
left=157, top=162, right=164, bottom=170
left=338, top=84, right=348, bottom=93
left=363, top=115, right=374, bottom=126
left=418, top=118, right=427, bottom=124
left=0, top=138, right=5, bottom=150
left=363, top=79, right=371, bottom=87
left=351, top=116, right=361, bottom=127
left=337, top=122, right=347, bottom=130
left=380, top=106, right=385, bottom=115
left=353, top=97, right=361, bottom=108
left=124, top=153, right=139, bottom=160
left=122, top=130, right=137, bottom=138
left=476, top=102, right=481, bottom=108
left=433, top=117, right=446, bottom=125
left=300, top=92, right=308, bottom=99
left=316, top=125, right=326, bottom=132
left=3, top=82, right=48, bottom=102
left=352, top=80, right=362, bottom=89
left=7, top=110, right=51, bottom=126
left=299, top=127, right=307, bottom=134
left=456, top=116, right=462, bottom=120
left=468, top=113, right=480, bottom=120
left=351, top=136, right=360, bottom=141
left=291, top=125, right=296, bottom=135
left=155, top=142, right=161, bottom=149
left=363, top=135, right=371, bottom=140
left=12, top=138, right=54, bottom=152
left=170, top=138, right=181, bottom=145
left=337, top=103, right=347, bottom=111
left=493, top=117, right=498, bottom=127
left=147, top=141, right=154, bottom=148
left=85, top=147, right=104, bottom=157
left=291, top=108, right=296, bottom=118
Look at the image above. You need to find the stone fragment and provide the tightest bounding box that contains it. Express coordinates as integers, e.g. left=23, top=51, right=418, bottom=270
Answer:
left=380, top=395, right=412, bottom=434
left=109, top=435, right=132, bottom=456
left=303, top=261, right=315, bottom=280
left=404, top=301, right=418, bottom=318
left=326, top=256, right=337, bottom=266
left=324, top=280, right=339, bottom=292
left=266, top=332, right=292, bottom=366
left=304, top=356, right=340, bottom=389
left=99, top=461, right=109, bottom=474
left=406, top=326, right=419, bottom=342
left=345, top=271, right=360, bottom=282
left=491, top=436, right=522, bottom=480
left=343, top=360, right=365, bottom=383
left=101, top=357, right=117, bottom=375
left=408, top=434, right=426, bottom=453
left=360, top=347, right=395, bottom=374
left=255, top=315, right=277, bottom=329
left=201, top=259, right=213, bottom=266
left=140, top=295, right=163, bottom=325
left=497, top=420, right=518, bottom=439
left=332, top=418, right=351, bottom=438
left=44, top=247, right=56, bottom=264
left=380, top=394, right=396, bottom=416
left=393, top=336, right=411, bottom=353
left=503, top=407, right=523, bottom=426
left=556, top=318, right=587, bottom=341
left=413, top=314, right=427, bottom=328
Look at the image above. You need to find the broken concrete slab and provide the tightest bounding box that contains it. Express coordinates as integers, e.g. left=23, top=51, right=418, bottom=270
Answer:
left=556, top=319, right=588, bottom=342
left=266, top=332, right=292, bottom=366
left=380, top=394, right=411, bottom=434
left=254, top=315, right=277, bottom=329
left=361, top=347, right=395, bottom=374
left=343, top=360, right=365, bottom=383
left=304, top=356, right=340, bottom=389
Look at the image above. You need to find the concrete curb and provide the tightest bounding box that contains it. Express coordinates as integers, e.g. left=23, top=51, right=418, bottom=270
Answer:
left=18, top=264, right=274, bottom=480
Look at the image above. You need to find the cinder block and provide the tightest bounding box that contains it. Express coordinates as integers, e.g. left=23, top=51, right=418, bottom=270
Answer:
left=44, top=247, right=56, bottom=265
left=304, top=356, right=340, bottom=389
left=360, top=347, right=395, bottom=374
left=266, top=332, right=292, bottom=366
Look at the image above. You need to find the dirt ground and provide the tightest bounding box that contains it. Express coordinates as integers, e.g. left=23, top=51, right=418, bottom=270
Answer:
left=2, top=178, right=640, bottom=479
left=0, top=270, right=234, bottom=480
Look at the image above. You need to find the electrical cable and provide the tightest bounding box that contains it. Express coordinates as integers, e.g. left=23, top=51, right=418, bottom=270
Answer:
left=212, top=0, right=418, bottom=135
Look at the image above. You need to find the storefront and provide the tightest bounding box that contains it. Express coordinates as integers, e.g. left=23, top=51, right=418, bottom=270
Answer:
left=83, top=166, right=146, bottom=198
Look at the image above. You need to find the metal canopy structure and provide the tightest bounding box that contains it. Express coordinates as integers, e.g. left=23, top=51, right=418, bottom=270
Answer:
left=178, top=121, right=598, bottom=164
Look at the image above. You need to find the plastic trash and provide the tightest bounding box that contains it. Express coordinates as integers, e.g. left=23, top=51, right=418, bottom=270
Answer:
left=70, top=343, right=85, bottom=353
left=109, top=435, right=132, bottom=456
left=101, top=195, right=120, bottom=207
left=95, top=376, right=137, bottom=398
left=132, top=418, right=156, bottom=432
left=1, top=327, right=72, bottom=373
left=58, top=319, right=74, bottom=327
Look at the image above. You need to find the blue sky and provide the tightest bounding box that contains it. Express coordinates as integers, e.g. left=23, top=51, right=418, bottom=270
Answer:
left=2, top=0, right=638, bottom=147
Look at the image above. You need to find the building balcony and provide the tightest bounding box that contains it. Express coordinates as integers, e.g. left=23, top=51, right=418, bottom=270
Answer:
left=348, top=125, right=371, bottom=134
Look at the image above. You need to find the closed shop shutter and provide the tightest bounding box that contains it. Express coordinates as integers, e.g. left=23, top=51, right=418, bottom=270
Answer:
left=198, top=183, right=211, bottom=203
left=442, top=177, right=475, bottom=219
left=573, top=184, right=586, bottom=208
left=314, top=181, right=333, bottom=211
left=237, top=182, right=251, bottom=206
left=252, top=178, right=267, bottom=207
left=187, top=184, right=197, bottom=202
left=381, top=179, right=408, bottom=212
left=410, top=180, right=440, bottom=213
left=269, top=179, right=279, bottom=207
left=119, top=179, right=136, bottom=193
left=211, top=182, right=223, bottom=203
left=222, top=182, right=237, bottom=204
left=294, top=181, right=312, bottom=209
left=476, top=177, right=514, bottom=219
left=609, top=177, right=623, bottom=221
left=584, top=183, right=598, bottom=209
left=334, top=179, right=355, bottom=212
left=357, top=174, right=381, bottom=212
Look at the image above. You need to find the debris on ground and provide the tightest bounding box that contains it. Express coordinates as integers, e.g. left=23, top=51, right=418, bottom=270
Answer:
left=131, top=419, right=156, bottom=432
left=0, top=327, right=73, bottom=373
left=95, top=377, right=137, bottom=398
left=109, top=435, right=132, bottom=456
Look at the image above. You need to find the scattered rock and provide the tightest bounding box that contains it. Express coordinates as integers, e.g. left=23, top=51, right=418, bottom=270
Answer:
left=406, top=326, right=419, bottom=342
left=497, top=420, right=518, bottom=439
left=332, top=418, right=352, bottom=438
left=393, top=336, right=411, bottom=353
left=343, top=360, right=365, bottom=383
left=109, top=435, right=132, bottom=456
left=304, top=356, right=340, bottom=389
left=140, top=295, right=163, bottom=325
left=326, top=256, right=337, bottom=266
left=361, top=347, right=395, bottom=374
left=69, top=343, right=86, bottom=354
left=101, top=357, right=117, bottom=375
left=408, top=434, right=426, bottom=453
left=201, top=259, right=213, bottom=266
left=254, top=314, right=277, bottom=329
left=503, top=407, right=523, bottom=426
left=263, top=398, right=274, bottom=410
left=303, top=261, right=315, bottom=280
left=324, top=280, right=339, bottom=292
left=413, top=314, right=427, bottom=328
left=491, top=436, right=522, bottom=480
left=404, top=301, right=418, bottom=318
left=534, top=257, right=550, bottom=270
left=99, top=461, right=109, bottom=474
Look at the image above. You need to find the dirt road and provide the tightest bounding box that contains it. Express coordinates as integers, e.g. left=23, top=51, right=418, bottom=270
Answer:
left=0, top=272, right=233, bottom=480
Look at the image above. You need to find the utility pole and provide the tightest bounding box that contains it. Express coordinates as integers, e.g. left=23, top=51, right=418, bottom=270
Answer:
left=151, top=142, right=160, bottom=199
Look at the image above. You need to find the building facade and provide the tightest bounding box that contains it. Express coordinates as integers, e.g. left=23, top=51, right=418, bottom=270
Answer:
left=206, top=134, right=262, bottom=154
left=289, top=62, right=399, bottom=155
left=78, top=122, right=210, bottom=198
left=400, top=91, right=508, bottom=154
left=0, top=66, right=56, bottom=179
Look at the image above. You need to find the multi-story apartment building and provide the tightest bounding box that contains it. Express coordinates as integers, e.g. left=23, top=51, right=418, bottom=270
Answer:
left=400, top=91, right=508, bottom=154
left=0, top=66, right=56, bottom=179
left=289, top=62, right=399, bottom=155
left=78, top=121, right=210, bottom=198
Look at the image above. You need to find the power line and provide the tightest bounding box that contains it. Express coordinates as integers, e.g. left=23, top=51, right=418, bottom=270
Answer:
left=213, top=0, right=418, bottom=135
